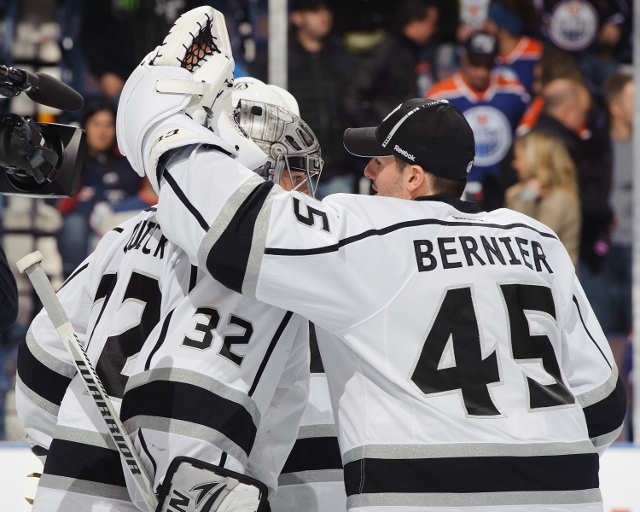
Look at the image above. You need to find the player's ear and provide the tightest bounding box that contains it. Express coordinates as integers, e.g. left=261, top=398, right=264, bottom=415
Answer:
left=406, top=165, right=426, bottom=193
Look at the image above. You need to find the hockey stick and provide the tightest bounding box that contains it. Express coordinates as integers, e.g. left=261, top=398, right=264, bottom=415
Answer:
left=17, top=251, right=158, bottom=512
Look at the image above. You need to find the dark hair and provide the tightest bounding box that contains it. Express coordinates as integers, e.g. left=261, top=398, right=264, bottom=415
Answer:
left=82, top=98, right=116, bottom=129
left=395, top=0, right=437, bottom=31
left=394, top=157, right=467, bottom=198
left=428, top=173, right=467, bottom=198
left=538, top=50, right=583, bottom=86
left=603, top=72, right=633, bottom=106
left=290, top=0, right=330, bottom=13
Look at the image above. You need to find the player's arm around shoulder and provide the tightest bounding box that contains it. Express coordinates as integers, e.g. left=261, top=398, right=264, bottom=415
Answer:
left=248, top=193, right=388, bottom=331
left=153, top=144, right=264, bottom=268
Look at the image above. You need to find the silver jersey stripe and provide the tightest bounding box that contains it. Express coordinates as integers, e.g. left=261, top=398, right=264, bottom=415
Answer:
left=39, top=474, right=130, bottom=501
left=278, top=469, right=344, bottom=486
left=342, top=441, right=596, bottom=464
left=124, top=367, right=260, bottom=427
left=15, top=375, right=60, bottom=416
left=198, top=173, right=264, bottom=272
left=243, top=185, right=285, bottom=298
left=576, top=365, right=619, bottom=408
left=297, top=424, right=337, bottom=440
left=54, top=425, right=116, bottom=451
left=348, top=489, right=603, bottom=509
left=123, top=415, right=248, bottom=466
left=591, top=426, right=623, bottom=448
left=26, top=327, right=76, bottom=378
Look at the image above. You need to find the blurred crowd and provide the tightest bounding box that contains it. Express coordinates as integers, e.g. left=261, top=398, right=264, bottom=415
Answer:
left=0, top=0, right=634, bottom=441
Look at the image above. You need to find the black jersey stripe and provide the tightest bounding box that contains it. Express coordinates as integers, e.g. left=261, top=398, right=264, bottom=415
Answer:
left=265, top=218, right=558, bottom=257
left=206, top=180, right=274, bottom=294
left=31, top=445, right=49, bottom=458
left=281, top=436, right=343, bottom=474
left=44, top=438, right=126, bottom=488
left=582, top=377, right=627, bottom=439
left=144, top=308, right=175, bottom=371
left=309, top=323, right=325, bottom=373
left=120, top=379, right=257, bottom=455
left=58, top=262, right=89, bottom=291
left=572, top=296, right=612, bottom=368
left=87, top=272, right=118, bottom=349
left=137, top=429, right=158, bottom=489
left=248, top=310, right=293, bottom=396
left=164, top=170, right=210, bottom=231
left=189, top=265, right=198, bottom=292
left=17, top=340, right=72, bottom=406
left=343, top=453, right=599, bottom=496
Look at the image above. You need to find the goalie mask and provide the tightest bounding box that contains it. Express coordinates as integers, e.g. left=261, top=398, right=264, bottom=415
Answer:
left=231, top=77, right=324, bottom=197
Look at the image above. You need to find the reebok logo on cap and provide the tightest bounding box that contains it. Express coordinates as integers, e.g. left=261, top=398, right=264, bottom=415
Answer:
left=343, top=98, right=475, bottom=180
left=394, top=145, right=415, bottom=161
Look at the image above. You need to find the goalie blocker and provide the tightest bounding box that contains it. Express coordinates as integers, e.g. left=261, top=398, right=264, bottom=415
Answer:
left=157, top=457, right=269, bottom=512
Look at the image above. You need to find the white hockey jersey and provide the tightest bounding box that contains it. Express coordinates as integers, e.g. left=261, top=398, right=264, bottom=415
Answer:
left=16, top=207, right=310, bottom=512
left=143, top=143, right=626, bottom=512
left=272, top=325, right=347, bottom=512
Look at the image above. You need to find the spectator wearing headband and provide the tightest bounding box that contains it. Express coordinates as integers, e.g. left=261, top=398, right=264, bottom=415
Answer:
left=484, top=0, right=542, bottom=95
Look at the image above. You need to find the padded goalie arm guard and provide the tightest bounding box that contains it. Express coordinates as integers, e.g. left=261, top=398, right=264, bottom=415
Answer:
left=156, top=456, right=269, bottom=512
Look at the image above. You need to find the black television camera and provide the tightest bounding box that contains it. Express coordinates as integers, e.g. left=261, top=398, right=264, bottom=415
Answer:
left=0, top=65, right=86, bottom=197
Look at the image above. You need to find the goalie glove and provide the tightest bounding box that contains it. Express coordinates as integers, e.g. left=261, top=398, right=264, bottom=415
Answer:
left=116, top=5, right=267, bottom=193
left=156, top=456, right=269, bottom=512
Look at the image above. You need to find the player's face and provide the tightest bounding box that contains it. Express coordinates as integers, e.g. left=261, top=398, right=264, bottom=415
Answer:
left=280, top=170, right=310, bottom=195
left=364, top=156, right=408, bottom=199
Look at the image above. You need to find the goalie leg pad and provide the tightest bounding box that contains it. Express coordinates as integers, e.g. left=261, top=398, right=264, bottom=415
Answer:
left=156, top=456, right=269, bottom=512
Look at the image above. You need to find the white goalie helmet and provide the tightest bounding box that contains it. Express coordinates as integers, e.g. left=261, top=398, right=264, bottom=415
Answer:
left=231, top=77, right=324, bottom=196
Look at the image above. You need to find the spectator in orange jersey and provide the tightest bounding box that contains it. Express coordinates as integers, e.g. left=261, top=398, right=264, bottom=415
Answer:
left=427, top=30, right=529, bottom=210
left=483, top=0, right=543, bottom=95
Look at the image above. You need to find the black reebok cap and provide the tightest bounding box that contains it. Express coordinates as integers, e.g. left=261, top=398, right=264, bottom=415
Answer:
left=343, top=98, right=475, bottom=180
